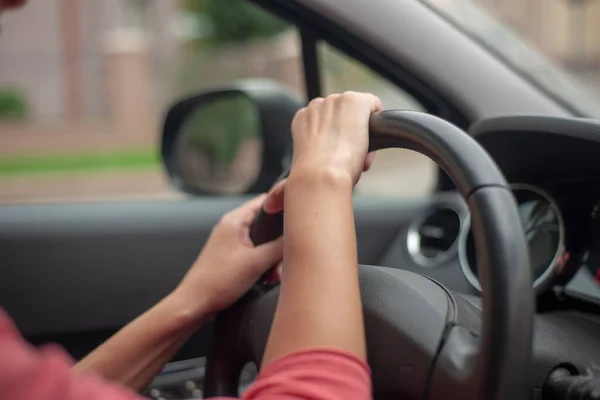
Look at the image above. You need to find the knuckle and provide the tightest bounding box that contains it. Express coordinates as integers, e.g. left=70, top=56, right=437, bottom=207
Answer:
left=294, top=107, right=307, bottom=119
left=292, top=107, right=306, bottom=121
left=295, top=106, right=306, bottom=116
left=323, top=93, right=341, bottom=107
left=291, top=109, right=306, bottom=132
left=340, top=91, right=360, bottom=104
left=369, top=93, right=382, bottom=104
left=308, top=97, right=324, bottom=108
left=218, top=212, right=236, bottom=228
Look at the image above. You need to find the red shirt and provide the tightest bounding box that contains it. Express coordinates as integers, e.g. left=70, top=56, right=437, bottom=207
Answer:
left=0, top=310, right=371, bottom=400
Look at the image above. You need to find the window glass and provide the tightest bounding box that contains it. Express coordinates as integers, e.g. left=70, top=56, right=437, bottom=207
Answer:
left=422, top=0, right=600, bottom=117
left=0, top=0, right=302, bottom=203
left=319, top=43, right=438, bottom=197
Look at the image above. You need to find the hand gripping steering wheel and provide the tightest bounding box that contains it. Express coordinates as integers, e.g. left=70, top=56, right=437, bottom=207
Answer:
left=203, top=110, right=534, bottom=400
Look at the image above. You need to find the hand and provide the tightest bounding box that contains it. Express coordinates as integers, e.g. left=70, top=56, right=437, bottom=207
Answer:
left=171, top=195, right=283, bottom=316
left=264, top=92, right=381, bottom=214
left=291, top=91, right=382, bottom=180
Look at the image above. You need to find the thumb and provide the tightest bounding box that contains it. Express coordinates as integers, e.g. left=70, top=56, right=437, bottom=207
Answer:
left=363, top=152, right=375, bottom=172
left=250, top=237, right=283, bottom=274
left=263, top=179, right=287, bottom=214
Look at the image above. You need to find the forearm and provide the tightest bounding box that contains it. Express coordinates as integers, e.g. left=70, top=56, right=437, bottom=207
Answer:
left=262, top=169, right=365, bottom=367
left=72, top=292, right=212, bottom=391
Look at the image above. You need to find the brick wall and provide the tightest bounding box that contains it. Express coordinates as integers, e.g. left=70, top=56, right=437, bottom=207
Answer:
left=0, top=0, right=180, bottom=122
left=474, top=0, right=600, bottom=66
left=0, top=0, right=63, bottom=121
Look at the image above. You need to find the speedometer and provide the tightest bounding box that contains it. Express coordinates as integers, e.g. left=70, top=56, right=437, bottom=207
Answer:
left=459, top=184, right=565, bottom=291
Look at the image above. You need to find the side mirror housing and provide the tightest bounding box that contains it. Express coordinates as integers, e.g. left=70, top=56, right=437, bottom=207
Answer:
left=161, top=79, right=303, bottom=195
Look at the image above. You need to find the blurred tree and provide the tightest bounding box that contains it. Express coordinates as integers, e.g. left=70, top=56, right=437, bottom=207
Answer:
left=0, top=89, right=28, bottom=121
left=183, top=94, right=259, bottom=165
left=183, top=0, right=289, bottom=46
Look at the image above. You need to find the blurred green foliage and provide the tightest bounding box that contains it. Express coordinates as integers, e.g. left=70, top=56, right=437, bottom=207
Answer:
left=0, top=88, right=28, bottom=120
left=182, top=94, right=260, bottom=165
left=183, top=0, right=289, bottom=45
left=0, top=149, right=158, bottom=176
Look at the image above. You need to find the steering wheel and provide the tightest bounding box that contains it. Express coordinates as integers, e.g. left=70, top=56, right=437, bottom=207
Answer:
left=203, top=110, right=534, bottom=400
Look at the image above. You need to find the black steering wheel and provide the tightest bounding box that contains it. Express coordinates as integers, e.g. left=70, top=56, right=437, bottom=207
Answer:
left=204, top=110, right=534, bottom=400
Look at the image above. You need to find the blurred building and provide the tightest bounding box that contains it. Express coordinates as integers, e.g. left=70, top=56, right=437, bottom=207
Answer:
left=476, top=0, right=600, bottom=67
left=0, top=0, right=180, bottom=123
left=2, top=0, right=600, bottom=124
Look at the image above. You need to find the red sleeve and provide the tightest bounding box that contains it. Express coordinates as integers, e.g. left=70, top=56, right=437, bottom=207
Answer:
left=0, top=309, right=143, bottom=400
left=0, top=309, right=371, bottom=400
left=236, top=349, right=372, bottom=400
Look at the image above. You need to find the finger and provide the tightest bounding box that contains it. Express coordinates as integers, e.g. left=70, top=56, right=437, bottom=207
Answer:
left=363, top=152, right=376, bottom=171
left=357, top=92, right=383, bottom=113
left=245, top=193, right=268, bottom=213
left=263, top=179, right=287, bottom=214
left=274, top=261, right=284, bottom=281
left=344, top=92, right=383, bottom=113
left=370, top=94, right=383, bottom=113
left=307, top=97, right=325, bottom=109
left=236, top=193, right=267, bottom=226
left=250, top=237, right=284, bottom=274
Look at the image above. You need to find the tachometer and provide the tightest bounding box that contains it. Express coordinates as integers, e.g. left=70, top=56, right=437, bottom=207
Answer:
left=460, top=184, right=565, bottom=291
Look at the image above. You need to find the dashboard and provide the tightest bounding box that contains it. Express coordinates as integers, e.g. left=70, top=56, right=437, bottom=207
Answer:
left=399, top=115, right=600, bottom=301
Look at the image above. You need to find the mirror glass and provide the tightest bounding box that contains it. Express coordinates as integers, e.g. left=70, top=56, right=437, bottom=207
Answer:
left=175, top=93, right=262, bottom=194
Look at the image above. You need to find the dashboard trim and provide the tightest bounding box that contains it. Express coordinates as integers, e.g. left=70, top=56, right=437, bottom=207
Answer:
left=406, top=202, right=465, bottom=268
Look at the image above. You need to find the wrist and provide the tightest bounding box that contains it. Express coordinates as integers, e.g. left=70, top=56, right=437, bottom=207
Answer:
left=288, top=163, right=355, bottom=191
left=158, top=289, right=215, bottom=331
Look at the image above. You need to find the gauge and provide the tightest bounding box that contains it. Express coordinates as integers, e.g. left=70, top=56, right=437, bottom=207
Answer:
left=585, top=201, right=600, bottom=283
left=460, top=184, right=565, bottom=291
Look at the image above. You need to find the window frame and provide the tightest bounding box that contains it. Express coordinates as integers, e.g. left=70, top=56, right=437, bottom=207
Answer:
left=250, top=0, right=476, bottom=193
left=249, top=0, right=469, bottom=130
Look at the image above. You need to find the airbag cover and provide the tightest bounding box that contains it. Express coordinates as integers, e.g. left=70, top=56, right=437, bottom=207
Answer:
left=358, top=266, right=451, bottom=398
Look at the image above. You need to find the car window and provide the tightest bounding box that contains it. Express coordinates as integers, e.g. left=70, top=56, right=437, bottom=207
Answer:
left=319, top=43, right=438, bottom=197
left=421, top=0, right=600, bottom=118
left=0, top=1, right=302, bottom=204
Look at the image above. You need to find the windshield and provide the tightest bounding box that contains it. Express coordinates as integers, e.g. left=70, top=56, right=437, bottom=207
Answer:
left=422, top=0, right=600, bottom=117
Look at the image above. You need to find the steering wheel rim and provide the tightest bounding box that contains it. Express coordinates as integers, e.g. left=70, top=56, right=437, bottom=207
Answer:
left=204, top=110, right=534, bottom=400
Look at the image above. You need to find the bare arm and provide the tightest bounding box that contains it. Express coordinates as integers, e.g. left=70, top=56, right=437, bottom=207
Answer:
left=262, top=170, right=364, bottom=365
left=262, top=92, right=382, bottom=366
left=72, top=294, right=209, bottom=391
left=73, top=195, right=283, bottom=392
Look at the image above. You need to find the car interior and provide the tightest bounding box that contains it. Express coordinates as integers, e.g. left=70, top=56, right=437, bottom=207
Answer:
left=3, top=0, right=600, bottom=399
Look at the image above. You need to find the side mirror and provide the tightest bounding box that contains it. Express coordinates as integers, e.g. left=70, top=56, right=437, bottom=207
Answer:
left=161, top=80, right=303, bottom=195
